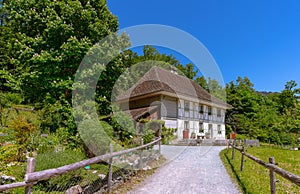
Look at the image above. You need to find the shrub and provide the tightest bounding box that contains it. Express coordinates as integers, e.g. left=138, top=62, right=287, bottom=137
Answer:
left=0, top=92, right=23, bottom=127
left=0, top=144, right=20, bottom=165
left=78, top=119, right=112, bottom=156
left=7, top=116, right=37, bottom=161
left=161, top=127, right=177, bottom=144
left=9, top=117, right=36, bottom=145
left=142, top=129, right=155, bottom=144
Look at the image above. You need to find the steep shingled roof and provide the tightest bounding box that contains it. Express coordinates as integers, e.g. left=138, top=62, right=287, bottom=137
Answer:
left=116, top=66, right=231, bottom=108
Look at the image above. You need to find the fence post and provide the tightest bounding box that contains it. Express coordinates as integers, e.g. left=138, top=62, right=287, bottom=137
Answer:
left=231, top=139, right=235, bottom=160
left=240, top=146, right=245, bottom=171
left=269, top=157, right=276, bottom=194
left=226, top=139, right=229, bottom=153
left=158, top=128, right=161, bottom=154
left=24, top=157, right=36, bottom=194
left=139, top=138, right=144, bottom=169
left=108, top=144, right=113, bottom=194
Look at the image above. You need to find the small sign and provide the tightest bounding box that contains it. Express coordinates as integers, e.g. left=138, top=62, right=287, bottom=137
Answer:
left=230, top=132, right=236, bottom=139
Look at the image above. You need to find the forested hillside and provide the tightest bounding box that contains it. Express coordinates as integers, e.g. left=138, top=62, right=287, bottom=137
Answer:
left=226, top=78, right=300, bottom=145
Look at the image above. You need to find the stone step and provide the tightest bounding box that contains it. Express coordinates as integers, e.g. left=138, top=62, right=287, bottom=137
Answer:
left=200, top=139, right=214, bottom=146
left=171, top=139, right=215, bottom=146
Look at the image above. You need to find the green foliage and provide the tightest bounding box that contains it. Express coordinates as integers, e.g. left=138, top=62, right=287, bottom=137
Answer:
left=195, top=76, right=209, bottom=90
left=0, top=92, right=23, bottom=127
left=78, top=119, right=112, bottom=156
left=33, top=134, right=59, bottom=154
left=108, top=108, right=136, bottom=147
left=35, top=149, right=86, bottom=171
left=161, top=127, right=177, bottom=144
left=142, top=129, right=155, bottom=144
left=7, top=116, right=36, bottom=161
left=39, top=99, right=80, bottom=149
left=9, top=116, right=36, bottom=145
left=0, top=144, right=20, bottom=165
left=226, top=77, right=300, bottom=145
left=176, top=63, right=198, bottom=79
left=111, top=109, right=135, bottom=135
left=3, top=0, right=121, bottom=103
left=35, top=149, right=87, bottom=192
left=140, top=120, right=176, bottom=144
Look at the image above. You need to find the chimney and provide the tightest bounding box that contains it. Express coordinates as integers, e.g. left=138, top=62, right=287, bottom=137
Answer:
left=170, top=66, right=178, bottom=75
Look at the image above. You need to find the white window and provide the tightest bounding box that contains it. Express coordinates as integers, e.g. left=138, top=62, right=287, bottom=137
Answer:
left=217, top=109, right=222, bottom=117
left=199, top=122, right=204, bottom=133
left=184, top=101, right=189, bottom=111
left=208, top=106, right=212, bottom=115
left=218, top=125, right=222, bottom=134
left=184, top=121, right=189, bottom=130
left=199, top=104, right=204, bottom=114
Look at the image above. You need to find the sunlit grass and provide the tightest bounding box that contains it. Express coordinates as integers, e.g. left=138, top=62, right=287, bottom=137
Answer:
left=220, top=146, right=300, bottom=194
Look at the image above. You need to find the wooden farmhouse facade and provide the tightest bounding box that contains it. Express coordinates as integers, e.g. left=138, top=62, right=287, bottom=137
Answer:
left=116, top=66, right=232, bottom=140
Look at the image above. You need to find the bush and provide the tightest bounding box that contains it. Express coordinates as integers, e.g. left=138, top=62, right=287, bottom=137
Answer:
left=161, top=127, right=177, bottom=144
left=0, top=92, right=23, bottom=127
left=0, top=144, right=20, bottom=165
left=140, top=120, right=177, bottom=144
left=39, top=99, right=76, bottom=135
left=142, top=129, right=155, bottom=144
left=78, top=119, right=112, bottom=156
left=30, top=134, right=59, bottom=154
left=7, top=116, right=37, bottom=161
left=39, top=99, right=81, bottom=149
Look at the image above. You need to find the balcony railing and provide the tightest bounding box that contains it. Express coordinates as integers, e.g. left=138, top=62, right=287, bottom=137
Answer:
left=178, top=108, right=225, bottom=123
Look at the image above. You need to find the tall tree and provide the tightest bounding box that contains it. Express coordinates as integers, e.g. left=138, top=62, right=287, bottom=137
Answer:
left=175, top=63, right=198, bottom=79
left=195, top=76, right=209, bottom=91
left=3, top=0, right=123, bottom=103
left=278, top=80, right=300, bottom=112
left=226, top=77, right=261, bottom=136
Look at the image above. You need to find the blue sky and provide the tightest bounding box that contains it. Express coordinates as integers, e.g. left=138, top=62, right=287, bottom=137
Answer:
left=107, top=0, right=300, bottom=92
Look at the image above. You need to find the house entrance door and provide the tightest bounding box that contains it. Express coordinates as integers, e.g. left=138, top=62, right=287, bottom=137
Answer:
left=183, top=121, right=189, bottom=139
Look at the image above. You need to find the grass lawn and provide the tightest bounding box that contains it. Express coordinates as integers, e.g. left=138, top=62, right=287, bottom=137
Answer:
left=220, top=145, right=300, bottom=194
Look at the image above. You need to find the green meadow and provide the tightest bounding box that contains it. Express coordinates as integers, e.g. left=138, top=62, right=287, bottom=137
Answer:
left=220, top=146, right=300, bottom=194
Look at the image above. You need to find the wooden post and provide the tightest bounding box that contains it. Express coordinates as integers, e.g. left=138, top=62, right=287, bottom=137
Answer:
left=24, top=158, right=36, bottom=194
left=139, top=138, right=144, bottom=169
left=158, top=127, right=161, bottom=154
left=240, top=146, right=245, bottom=171
left=231, top=139, right=235, bottom=160
left=269, top=157, right=276, bottom=194
left=227, top=139, right=230, bottom=153
left=108, top=144, right=113, bottom=194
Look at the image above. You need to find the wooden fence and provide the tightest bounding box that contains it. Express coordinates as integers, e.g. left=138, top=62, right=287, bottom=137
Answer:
left=0, top=137, right=161, bottom=193
left=228, top=141, right=300, bottom=194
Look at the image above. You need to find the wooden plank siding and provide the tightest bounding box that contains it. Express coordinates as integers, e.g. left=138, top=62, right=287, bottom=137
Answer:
left=161, top=95, right=177, bottom=119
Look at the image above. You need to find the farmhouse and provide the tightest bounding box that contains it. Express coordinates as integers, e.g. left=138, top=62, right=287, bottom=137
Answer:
left=115, top=66, right=232, bottom=140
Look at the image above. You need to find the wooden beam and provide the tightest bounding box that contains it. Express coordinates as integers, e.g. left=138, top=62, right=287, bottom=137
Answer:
left=231, top=143, right=300, bottom=187
left=25, top=138, right=161, bottom=183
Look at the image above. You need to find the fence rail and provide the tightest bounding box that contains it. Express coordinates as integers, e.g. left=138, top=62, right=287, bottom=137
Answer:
left=0, top=137, right=161, bottom=193
left=229, top=141, right=300, bottom=194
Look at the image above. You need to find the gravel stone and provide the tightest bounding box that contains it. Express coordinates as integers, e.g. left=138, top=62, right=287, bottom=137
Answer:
left=129, top=146, right=241, bottom=194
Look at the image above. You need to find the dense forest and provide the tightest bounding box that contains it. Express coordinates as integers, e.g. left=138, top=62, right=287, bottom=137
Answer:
left=0, top=0, right=299, bottom=164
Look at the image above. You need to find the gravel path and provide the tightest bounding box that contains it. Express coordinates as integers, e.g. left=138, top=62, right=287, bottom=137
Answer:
left=129, top=146, right=241, bottom=194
